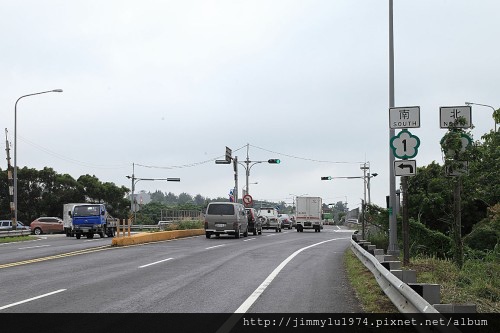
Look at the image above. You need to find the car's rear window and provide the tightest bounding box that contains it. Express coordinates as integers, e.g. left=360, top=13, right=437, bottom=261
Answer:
left=207, top=204, right=235, bottom=215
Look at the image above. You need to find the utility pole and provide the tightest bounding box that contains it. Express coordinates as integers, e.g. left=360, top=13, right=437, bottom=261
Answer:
left=5, top=129, right=15, bottom=230
left=233, top=156, right=238, bottom=203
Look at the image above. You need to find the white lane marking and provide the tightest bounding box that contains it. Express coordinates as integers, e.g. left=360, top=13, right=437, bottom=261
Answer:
left=235, top=237, right=350, bottom=313
left=265, top=234, right=276, bottom=237
left=84, top=239, right=105, bottom=242
left=243, top=238, right=256, bottom=242
left=205, top=244, right=226, bottom=250
left=18, top=244, right=51, bottom=250
left=139, top=258, right=174, bottom=268
left=0, top=289, right=66, bottom=311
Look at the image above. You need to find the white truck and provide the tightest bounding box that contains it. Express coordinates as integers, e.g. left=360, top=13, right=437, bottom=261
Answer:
left=295, top=196, right=323, bottom=232
left=63, top=203, right=85, bottom=237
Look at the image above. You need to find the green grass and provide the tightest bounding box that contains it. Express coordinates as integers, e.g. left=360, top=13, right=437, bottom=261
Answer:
left=0, top=235, right=36, bottom=243
left=345, top=243, right=499, bottom=313
left=344, top=249, right=399, bottom=313
left=405, top=254, right=499, bottom=313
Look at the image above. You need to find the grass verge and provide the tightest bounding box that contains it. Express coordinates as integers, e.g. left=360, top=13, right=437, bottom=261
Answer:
left=0, top=235, right=37, bottom=243
left=344, top=249, right=398, bottom=313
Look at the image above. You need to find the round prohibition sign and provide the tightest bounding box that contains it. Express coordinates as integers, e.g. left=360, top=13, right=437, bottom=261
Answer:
left=243, top=194, right=253, bottom=206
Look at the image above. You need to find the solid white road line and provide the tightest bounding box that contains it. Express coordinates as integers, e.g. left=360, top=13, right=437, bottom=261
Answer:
left=139, top=258, right=174, bottom=268
left=243, top=238, right=256, bottom=242
left=234, top=237, right=350, bottom=313
left=0, top=289, right=66, bottom=311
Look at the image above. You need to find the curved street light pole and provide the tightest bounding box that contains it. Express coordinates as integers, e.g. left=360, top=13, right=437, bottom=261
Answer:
left=465, top=101, right=498, bottom=132
left=13, top=89, right=63, bottom=228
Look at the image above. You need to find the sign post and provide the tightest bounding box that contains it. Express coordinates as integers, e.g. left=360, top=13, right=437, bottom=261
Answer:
left=389, top=105, right=421, bottom=265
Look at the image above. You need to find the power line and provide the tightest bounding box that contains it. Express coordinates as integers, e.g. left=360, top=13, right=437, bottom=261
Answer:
left=18, top=135, right=129, bottom=169
left=249, top=144, right=364, bottom=164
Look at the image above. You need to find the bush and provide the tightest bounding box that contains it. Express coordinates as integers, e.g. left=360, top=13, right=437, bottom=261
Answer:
left=464, top=224, right=498, bottom=252
left=407, top=218, right=452, bottom=258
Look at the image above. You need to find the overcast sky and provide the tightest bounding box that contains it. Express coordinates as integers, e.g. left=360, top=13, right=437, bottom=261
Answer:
left=1, top=1, right=498, bottom=210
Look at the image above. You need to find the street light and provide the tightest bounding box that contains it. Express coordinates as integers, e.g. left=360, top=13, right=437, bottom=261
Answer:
left=465, top=101, right=498, bottom=132
left=242, top=182, right=258, bottom=197
left=126, top=173, right=180, bottom=221
left=13, top=89, right=63, bottom=229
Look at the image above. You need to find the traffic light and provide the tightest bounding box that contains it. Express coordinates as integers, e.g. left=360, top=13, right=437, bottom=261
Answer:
left=321, top=176, right=332, bottom=180
left=268, top=159, right=281, bottom=164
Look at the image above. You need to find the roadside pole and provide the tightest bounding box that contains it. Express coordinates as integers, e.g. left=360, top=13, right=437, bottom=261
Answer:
left=402, top=176, right=409, bottom=265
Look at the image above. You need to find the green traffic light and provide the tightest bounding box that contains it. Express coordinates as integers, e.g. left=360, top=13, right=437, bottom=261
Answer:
left=268, top=159, right=280, bottom=164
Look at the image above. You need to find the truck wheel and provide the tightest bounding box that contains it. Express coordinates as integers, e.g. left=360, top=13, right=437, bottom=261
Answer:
left=76, top=233, right=81, bottom=239
left=205, top=232, right=211, bottom=239
left=86, top=233, right=94, bottom=239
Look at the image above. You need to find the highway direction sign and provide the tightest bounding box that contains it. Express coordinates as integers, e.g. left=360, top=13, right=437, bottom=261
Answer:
left=389, top=106, right=420, bottom=129
left=390, top=130, right=421, bottom=159
left=394, top=160, right=417, bottom=176
left=440, top=106, right=472, bottom=129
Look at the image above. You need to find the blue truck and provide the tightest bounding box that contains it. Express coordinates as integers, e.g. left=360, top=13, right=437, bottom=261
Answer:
left=69, top=203, right=117, bottom=239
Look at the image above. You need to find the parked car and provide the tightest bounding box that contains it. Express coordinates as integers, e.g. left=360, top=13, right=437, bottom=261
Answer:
left=204, top=202, right=249, bottom=239
left=0, top=220, right=30, bottom=231
left=278, top=214, right=293, bottom=229
left=245, top=207, right=262, bottom=236
left=30, top=217, right=64, bottom=235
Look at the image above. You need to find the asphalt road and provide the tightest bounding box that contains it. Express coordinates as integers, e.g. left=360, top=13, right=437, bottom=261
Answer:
left=0, top=225, right=361, bottom=314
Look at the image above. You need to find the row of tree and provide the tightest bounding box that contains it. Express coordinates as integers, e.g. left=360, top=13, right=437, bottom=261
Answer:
left=365, top=129, right=499, bottom=262
left=0, top=167, right=130, bottom=223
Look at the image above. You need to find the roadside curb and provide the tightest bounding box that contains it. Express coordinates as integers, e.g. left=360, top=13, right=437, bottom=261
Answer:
left=111, top=229, right=205, bottom=246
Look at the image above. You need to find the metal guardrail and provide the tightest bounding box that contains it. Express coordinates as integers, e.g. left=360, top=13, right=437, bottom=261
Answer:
left=350, top=239, right=462, bottom=333
left=0, top=230, right=32, bottom=238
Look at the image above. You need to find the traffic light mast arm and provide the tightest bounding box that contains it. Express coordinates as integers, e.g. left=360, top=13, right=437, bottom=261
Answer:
left=321, top=176, right=363, bottom=180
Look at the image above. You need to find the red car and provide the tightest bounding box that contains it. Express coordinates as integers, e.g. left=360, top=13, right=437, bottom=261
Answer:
left=30, top=217, right=64, bottom=235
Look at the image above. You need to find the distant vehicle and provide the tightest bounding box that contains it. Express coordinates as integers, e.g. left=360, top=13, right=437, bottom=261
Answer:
left=204, top=202, right=249, bottom=239
left=30, top=217, right=64, bottom=235
left=347, top=218, right=359, bottom=224
left=245, top=207, right=262, bottom=236
left=278, top=214, right=293, bottom=229
left=0, top=220, right=30, bottom=231
left=258, top=207, right=281, bottom=232
left=295, top=197, right=323, bottom=232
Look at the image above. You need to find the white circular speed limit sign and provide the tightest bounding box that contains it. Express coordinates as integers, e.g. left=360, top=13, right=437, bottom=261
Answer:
left=243, top=194, right=253, bottom=206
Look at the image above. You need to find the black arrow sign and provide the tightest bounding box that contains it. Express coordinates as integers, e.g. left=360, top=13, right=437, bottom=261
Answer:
left=398, top=163, right=414, bottom=174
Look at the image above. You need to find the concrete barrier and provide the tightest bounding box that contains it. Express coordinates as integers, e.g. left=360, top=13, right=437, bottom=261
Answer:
left=111, top=229, right=205, bottom=246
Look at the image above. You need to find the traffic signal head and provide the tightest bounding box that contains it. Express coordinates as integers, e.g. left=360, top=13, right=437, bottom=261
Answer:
left=268, top=159, right=281, bottom=164
left=321, top=176, right=332, bottom=180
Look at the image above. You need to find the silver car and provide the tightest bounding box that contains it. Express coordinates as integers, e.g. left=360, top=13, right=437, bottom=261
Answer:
left=0, top=220, right=30, bottom=231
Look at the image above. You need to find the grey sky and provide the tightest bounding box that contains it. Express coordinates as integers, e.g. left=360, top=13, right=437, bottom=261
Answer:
left=1, top=1, right=498, bottom=210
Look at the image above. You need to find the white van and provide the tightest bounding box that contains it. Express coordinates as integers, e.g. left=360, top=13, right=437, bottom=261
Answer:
left=204, top=202, right=249, bottom=239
